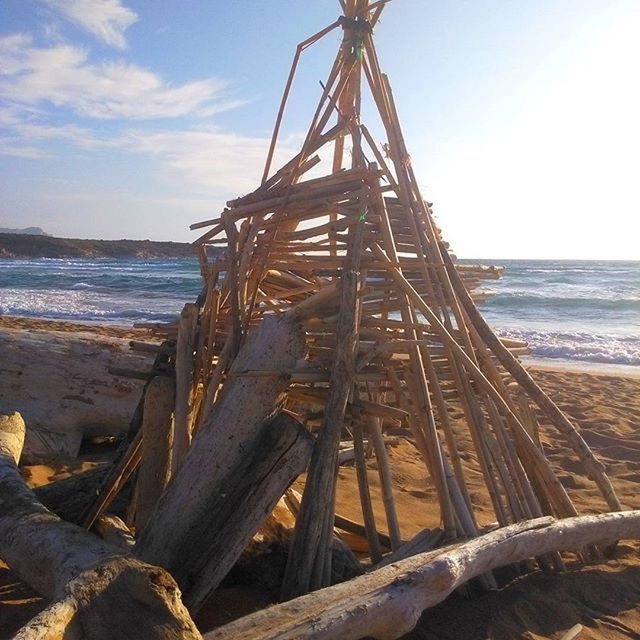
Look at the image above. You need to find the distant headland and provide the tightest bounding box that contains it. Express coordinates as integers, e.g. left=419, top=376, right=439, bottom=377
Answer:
left=0, top=232, right=195, bottom=259
left=0, top=226, right=50, bottom=236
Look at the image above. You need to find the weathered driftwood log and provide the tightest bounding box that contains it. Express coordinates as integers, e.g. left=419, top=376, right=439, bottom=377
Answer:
left=174, top=413, right=314, bottom=612
left=205, top=511, right=640, bottom=640
left=0, top=326, right=151, bottom=457
left=135, top=375, right=175, bottom=533
left=135, top=315, right=308, bottom=611
left=0, top=412, right=202, bottom=640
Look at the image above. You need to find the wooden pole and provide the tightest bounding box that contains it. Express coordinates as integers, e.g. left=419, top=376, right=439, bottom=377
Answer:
left=281, top=187, right=368, bottom=599
left=135, top=375, right=175, bottom=534
left=172, top=302, right=199, bottom=473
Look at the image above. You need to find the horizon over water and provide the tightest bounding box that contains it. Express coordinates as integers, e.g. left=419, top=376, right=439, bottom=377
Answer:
left=0, top=257, right=638, bottom=371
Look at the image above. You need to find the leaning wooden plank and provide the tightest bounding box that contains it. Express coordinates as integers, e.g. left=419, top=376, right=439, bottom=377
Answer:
left=0, top=412, right=201, bottom=640
left=172, top=302, right=199, bottom=473
left=135, top=315, right=307, bottom=606
left=205, top=511, right=640, bottom=640
left=177, top=413, right=313, bottom=613
left=135, top=375, right=175, bottom=534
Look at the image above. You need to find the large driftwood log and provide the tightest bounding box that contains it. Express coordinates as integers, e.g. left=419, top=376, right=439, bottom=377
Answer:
left=0, top=412, right=202, bottom=640
left=135, top=315, right=307, bottom=610
left=0, top=326, right=151, bottom=457
left=177, top=413, right=314, bottom=612
left=205, top=511, right=640, bottom=640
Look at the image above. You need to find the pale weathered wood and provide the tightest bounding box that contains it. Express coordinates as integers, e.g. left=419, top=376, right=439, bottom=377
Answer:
left=178, top=413, right=314, bottom=613
left=0, top=411, right=25, bottom=463
left=0, top=326, right=149, bottom=457
left=0, top=413, right=202, bottom=640
left=172, top=302, right=199, bottom=473
left=136, top=375, right=176, bottom=533
left=206, top=512, right=640, bottom=640
left=94, top=514, right=135, bottom=550
left=135, top=315, right=307, bottom=608
left=14, top=555, right=202, bottom=640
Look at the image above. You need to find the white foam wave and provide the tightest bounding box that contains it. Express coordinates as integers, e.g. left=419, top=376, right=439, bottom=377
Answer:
left=497, top=328, right=640, bottom=366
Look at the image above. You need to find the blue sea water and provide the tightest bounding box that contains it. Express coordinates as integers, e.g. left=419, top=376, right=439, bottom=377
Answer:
left=471, top=260, right=639, bottom=367
left=0, top=257, right=638, bottom=367
left=0, top=258, right=203, bottom=325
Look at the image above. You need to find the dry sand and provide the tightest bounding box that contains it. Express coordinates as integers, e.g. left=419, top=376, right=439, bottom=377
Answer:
left=1, top=318, right=639, bottom=639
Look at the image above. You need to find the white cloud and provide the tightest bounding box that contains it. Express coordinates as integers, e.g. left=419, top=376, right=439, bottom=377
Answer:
left=12, top=121, right=100, bottom=148
left=41, top=0, right=137, bottom=50
left=0, top=113, right=299, bottom=199
left=0, top=142, right=48, bottom=158
left=0, top=34, right=229, bottom=119
left=119, top=128, right=285, bottom=193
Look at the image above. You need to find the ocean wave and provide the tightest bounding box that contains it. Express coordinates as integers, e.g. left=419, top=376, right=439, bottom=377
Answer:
left=485, top=294, right=640, bottom=311
left=496, top=328, right=640, bottom=366
left=0, top=288, right=185, bottom=325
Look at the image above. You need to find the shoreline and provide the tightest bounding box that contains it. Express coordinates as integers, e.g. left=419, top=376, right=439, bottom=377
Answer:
left=524, top=356, right=640, bottom=379
left=2, top=314, right=637, bottom=379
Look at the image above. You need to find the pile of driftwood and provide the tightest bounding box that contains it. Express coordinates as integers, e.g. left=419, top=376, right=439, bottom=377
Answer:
left=2, top=2, right=639, bottom=639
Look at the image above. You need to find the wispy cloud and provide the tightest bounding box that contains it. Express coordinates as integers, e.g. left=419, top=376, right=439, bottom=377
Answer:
left=1, top=113, right=299, bottom=196
left=40, top=0, right=137, bottom=50
left=0, top=7, right=298, bottom=216
left=0, top=141, right=49, bottom=158
left=0, top=34, right=230, bottom=120
left=119, top=128, right=283, bottom=193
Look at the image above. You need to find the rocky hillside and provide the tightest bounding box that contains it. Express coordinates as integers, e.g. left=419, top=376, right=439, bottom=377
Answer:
left=0, top=233, right=196, bottom=259
left=0, top=226, right=50, bottom=236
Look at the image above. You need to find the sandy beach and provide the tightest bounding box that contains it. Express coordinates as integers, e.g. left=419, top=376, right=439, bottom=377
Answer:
left=1, top=317, right=639, bottom=639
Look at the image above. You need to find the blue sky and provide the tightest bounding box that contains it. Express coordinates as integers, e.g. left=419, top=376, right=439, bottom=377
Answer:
left=0, top=1, right=638, bottom=259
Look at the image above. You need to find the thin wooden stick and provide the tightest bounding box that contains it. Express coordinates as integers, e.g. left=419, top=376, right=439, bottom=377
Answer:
left=440, top=246, right=621, bottom=512
left=262, top=18, right=343, bottom=184
left=282, top=188, right=369, bottom=599
left=353, top=420, right=383, bottom=563
left=365, top=410, right=401, bottom=550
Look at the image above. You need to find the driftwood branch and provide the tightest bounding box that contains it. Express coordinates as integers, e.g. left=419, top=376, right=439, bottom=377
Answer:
left=0, top=412, right=201, bottom=640
left=206, top=512, right=640, bottom=640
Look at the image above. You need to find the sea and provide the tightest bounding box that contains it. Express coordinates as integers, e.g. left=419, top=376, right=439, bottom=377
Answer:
left=0, top=258, right=638, bottom=370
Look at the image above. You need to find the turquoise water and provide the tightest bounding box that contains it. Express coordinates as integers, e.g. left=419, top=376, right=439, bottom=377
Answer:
left=0, top=257, right=638, bottom=366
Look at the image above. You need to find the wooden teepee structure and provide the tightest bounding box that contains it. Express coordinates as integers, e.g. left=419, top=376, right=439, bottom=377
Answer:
left=183, top=0, right=621, bottom=598
left=81, top=0, right=621, bottom=609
